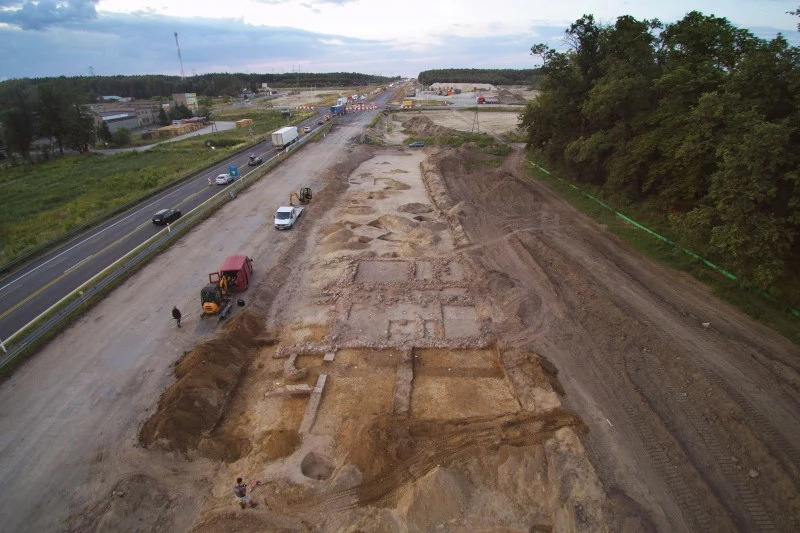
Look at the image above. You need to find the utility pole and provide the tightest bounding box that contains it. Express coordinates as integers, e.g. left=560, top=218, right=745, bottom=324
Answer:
left=174, top=32, right=185, bottom=80
left=88, top=65, right=95, bottom=76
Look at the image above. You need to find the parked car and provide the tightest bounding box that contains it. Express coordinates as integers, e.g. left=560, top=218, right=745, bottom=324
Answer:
left=247, top=154, right=263, bottom=166
left=216, top=173, right=235, bottom=185
left=303, top=126, right=312, bottom=133
left=408, top=141, right=425, bottom=148
left=152, top=208, right=181, bottom=225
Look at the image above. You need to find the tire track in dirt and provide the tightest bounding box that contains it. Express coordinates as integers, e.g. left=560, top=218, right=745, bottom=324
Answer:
left=589, top=238, right=800, bottom=498
left=437, top=145, right=741, bottom=530
left=526, top=205, right=800, bottom=529
left=623, top=346, right=775, bottom=531
left=511, top=233, right=720, bottom=532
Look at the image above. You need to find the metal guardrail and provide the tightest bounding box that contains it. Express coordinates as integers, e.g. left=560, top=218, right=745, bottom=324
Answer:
left=0, top=122, right=328, bottom=372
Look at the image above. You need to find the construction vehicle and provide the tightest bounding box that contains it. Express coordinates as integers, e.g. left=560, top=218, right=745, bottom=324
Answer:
left=274, top=206, right=304, bottom=229
left=201, top=255, right=253, bottom=318
left=324, top=114, right=330, bottom=122
left=288, top=187, right=312, bottom=206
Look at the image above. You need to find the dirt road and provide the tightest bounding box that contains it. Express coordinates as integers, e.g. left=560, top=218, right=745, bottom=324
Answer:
left=1, top=109, right=799, bottom=532
left=0, top=111, right=375, bottom=532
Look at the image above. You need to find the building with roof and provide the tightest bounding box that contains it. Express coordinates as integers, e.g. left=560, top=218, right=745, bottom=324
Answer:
left=100, top=113, right=139, bottom=133
left=88, top=102, right=160, bottom=130
left=171, top=93, right=198, bottom=111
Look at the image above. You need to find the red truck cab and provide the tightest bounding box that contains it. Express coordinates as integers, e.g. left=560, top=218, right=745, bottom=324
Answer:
left=209, top=255, right=253, bottom=293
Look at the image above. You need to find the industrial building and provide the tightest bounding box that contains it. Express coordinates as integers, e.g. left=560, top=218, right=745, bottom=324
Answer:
left=88, top=102, right=161, bottom=132
left=171, top=93, right=198, bottom=111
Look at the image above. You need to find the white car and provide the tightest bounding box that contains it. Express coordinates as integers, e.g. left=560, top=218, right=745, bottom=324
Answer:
left=216, top=173, right=234, bottom=185
left=303, top=126, right=311, bottom=133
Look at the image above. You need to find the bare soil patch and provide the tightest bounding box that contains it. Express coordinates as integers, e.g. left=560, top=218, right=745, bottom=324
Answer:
left=12, top=103, right=800, bottom=533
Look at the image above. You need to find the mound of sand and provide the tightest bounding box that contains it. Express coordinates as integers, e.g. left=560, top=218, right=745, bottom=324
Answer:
left=368, top=214, right=418, bottom=234
left=138, top=311, right=265, bottom=461
left=497, top=89, right=527, bottom=104
left=402, top=116, right=460, bottom=138
left=398, top=203, right=434, bottom=215
left=320, top=227, right=355, bottom=245
left=378, top=178, right=411, bottom=190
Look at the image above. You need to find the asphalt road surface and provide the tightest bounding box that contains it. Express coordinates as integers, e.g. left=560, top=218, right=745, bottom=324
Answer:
left=0, top=109, right=340, bottom=342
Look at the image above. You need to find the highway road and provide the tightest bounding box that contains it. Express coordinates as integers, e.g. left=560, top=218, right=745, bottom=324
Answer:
left=0, top=108, right=343, bottom=342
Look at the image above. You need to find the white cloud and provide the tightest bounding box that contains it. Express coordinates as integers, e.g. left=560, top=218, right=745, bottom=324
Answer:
left=1, top=0, right=798, bottom=79
left=319, top=37, right=345, bottom=46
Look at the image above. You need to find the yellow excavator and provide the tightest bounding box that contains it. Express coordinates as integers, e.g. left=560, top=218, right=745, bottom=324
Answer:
left=289, top=187, right=312, bottom=206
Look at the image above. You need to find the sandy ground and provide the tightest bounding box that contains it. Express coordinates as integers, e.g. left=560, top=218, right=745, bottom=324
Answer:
left=411, top=85, right=537, bottom=107
left=1, top=110, right=800, bottom=533
left=260, top=88, right=382, bottom=109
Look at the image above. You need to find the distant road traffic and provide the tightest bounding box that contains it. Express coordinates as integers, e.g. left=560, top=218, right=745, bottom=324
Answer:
left=0, top=110, right=337, bottom=342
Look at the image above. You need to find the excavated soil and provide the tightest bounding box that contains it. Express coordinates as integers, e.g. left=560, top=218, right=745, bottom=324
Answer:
left=81, top=111, right=800, bottom=532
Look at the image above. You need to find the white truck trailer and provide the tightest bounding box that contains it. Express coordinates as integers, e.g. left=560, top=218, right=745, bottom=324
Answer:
left=271, top=126, right=299, bottom=150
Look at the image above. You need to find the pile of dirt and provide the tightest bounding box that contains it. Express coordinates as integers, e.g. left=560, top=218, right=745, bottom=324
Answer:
left=138, top=310, right=265, bottom=461
left=320, top=226, right=355, bottom=245
left=368, top=214, right=418, bottom=234
left=497, top=89, right=527, bottom=104
left=376, top=177, right=410, bottom=190
left=401, top=116, right=460, bottom=138
left=398, top=203, right=434, bottom=215
left=334, top=409, right=587, bottom=504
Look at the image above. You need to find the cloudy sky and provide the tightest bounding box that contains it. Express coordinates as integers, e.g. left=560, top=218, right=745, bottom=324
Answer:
left=1, top=0, right=798, bottom=80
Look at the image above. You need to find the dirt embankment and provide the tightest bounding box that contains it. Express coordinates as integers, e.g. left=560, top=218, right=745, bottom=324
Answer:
left=83, top=111, right=800, bottom=532
left=402, top=116, right=461, bottom=138
left=138, top=310, right=267, bottom=462
left=137, top=147, right=378, bottom=464
left=183, top=143, right=610, bottom=532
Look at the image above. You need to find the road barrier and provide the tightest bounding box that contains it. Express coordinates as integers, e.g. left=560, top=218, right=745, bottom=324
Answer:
left=0, top=122, right=328, bottom=374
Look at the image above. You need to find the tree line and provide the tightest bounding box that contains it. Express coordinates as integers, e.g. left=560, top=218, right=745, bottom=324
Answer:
left=0, top=71, right=395, bottom=161
left=417, top=68, right=542, bottom=87
left=0, top=72, right=397, bottom=103
left=0, top=79, right=202, bottom=161
left=521, top=11, right=800, bottom=296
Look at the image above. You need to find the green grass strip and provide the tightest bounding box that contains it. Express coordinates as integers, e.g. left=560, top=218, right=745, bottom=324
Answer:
left=528, top=163, right=799, bottom=319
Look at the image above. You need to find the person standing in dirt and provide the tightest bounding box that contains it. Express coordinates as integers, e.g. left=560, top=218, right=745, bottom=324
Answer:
left=172, top=306, right=182, bottom=328
left=234, top=478, right=257, bottom=509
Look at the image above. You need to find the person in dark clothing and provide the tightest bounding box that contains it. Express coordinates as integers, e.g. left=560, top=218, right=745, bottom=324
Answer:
left=172, top=306, right=182, bottom=328
left=234, top=477, right=257, bottom=509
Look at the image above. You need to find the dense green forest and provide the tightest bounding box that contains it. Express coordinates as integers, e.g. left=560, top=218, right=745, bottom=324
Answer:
left=522, top=11, right=800, bottom=299
left=417, top=68, right=542, bottom=87
left=0, top=72, right=396, bottom=104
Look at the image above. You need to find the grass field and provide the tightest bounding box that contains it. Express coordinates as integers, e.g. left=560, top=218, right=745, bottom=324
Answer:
left=0, top=108, right=314, bottom=263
